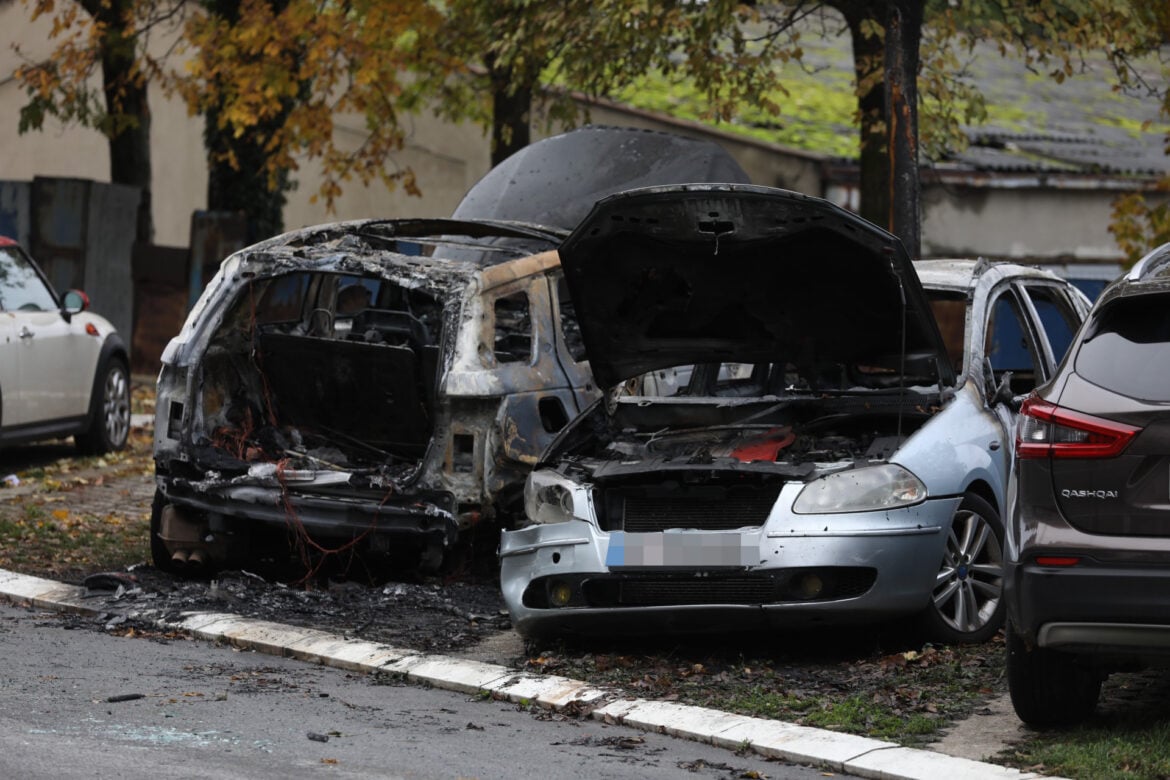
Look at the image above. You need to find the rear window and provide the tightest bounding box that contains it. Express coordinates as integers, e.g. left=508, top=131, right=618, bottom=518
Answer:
left=1076, top=292, right=1170, bottom=401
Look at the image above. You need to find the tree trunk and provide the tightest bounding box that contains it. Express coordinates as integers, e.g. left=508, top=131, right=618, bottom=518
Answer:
left=883, top=0, right=925, bottom=259
left=204, top=104, right=289, bottom=242
left=488, top=59, right=533, bottom=167
left=840, top=3, right=889, bottom=231
left=202, top=0, right=292, bottom=242
left=833, top=0, right=924, bottom=257
left=85, top=0, right=154, bottom=244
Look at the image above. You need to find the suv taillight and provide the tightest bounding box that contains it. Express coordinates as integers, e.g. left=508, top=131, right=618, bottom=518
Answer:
left=1015, top=396, right=1141, bottom=459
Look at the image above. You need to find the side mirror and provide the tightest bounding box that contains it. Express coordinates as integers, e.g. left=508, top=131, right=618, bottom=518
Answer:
left=983, top=357, right=1019, bottom=409
left=62, top=289, right=89, bottom=315
left=994, top=375, right=1023, bottom=410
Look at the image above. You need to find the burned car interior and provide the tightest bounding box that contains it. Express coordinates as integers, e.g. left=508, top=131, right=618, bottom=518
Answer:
left=200, top=270, right=445, bottom=469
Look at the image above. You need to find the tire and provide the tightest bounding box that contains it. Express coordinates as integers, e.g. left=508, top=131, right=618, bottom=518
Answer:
left=149, top=489, right=174, bottom=572
left=1007, top=625, right=1101, bottom=727
left=76, top=357, right=131, bottom=455
left=920, top=492, right=1005, bottom=644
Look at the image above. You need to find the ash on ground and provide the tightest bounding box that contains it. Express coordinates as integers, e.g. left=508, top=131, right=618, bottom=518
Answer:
left=82, top=566, right=512, bottom=654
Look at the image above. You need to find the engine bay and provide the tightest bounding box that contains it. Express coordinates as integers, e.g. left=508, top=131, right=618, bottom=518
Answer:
left=552, top=392, right=939, bottom=484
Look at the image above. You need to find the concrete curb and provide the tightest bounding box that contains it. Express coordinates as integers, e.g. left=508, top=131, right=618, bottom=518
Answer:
left=0, top=568, right=1059, bottom=780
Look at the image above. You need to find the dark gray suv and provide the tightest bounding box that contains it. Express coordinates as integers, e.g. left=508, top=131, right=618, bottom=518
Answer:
left=1005, top=242, right=1170, bottom=726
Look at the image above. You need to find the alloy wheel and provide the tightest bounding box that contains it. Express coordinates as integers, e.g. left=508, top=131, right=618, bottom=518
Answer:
left=932, top=507, right=1004, bottom=635
left=103, top=366, right=131, bottom=447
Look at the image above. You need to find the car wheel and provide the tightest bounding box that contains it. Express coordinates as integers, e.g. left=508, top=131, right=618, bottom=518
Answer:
left=922, top=492, right=1005, bottom=644
left=76, top=357, right=131, bottom=454
left=149, top=490, right=174, bottom=573
left=1007, top=625, right=1100, bottom=727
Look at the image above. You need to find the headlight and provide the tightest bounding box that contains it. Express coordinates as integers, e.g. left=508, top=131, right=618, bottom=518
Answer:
left=793, top=464, right=926, bottom=514
left=523, top=470, right=579, bottom=525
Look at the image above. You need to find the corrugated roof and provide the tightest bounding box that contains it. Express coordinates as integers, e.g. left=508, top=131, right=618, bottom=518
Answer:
left=949, top=126, right=1170, bottom=177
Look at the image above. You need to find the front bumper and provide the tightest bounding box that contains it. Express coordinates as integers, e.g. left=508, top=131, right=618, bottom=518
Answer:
left=158, top=475, right=458, bottom=549
left=500, top=496, right=959, bottom=638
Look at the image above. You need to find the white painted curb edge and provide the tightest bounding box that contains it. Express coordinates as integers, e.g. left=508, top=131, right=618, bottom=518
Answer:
left=0, top=569, right=1059, bottom=780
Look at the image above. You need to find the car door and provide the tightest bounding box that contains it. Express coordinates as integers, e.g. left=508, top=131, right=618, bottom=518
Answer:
left=981, top=284, right=1051, bottom=494
left=1015, top=281, right=1085, bottom=372
left=985, top=285, right=1050, bottom=398
left=0, top=246, right=87, bottom=425
left=488, top=276, right=582, bottom=456
left=983, top=279, right=1084, bottom=496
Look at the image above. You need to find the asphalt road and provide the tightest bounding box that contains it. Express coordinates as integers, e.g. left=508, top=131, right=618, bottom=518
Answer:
left=0, top=603, right=841, bottom=780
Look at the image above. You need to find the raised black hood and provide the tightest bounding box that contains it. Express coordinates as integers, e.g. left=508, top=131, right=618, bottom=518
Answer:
left=558, top=185, right=955, bottom=392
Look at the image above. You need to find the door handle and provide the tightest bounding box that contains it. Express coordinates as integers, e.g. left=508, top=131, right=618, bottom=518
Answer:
left=18, top=326, right=33, bottom=340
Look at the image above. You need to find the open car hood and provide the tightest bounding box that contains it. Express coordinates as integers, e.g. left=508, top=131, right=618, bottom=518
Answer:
left=558, top=185, right=955, bottom=392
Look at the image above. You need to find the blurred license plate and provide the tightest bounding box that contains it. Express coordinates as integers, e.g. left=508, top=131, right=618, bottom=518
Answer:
left=606, top=531, right=754, bottom=568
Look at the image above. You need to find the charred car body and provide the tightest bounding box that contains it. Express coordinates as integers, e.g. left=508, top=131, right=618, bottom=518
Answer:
left=151, top=126, right=751, bottom=575
left=501, top=185, right=1090, bottom=642
left=151, top=220, right=595, bottom=573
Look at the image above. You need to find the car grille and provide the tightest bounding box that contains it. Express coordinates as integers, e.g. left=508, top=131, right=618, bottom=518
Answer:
left=599, top=484, right=782, bottom=532
left=577, top=569, right=876, bottom=608
left=605, top=577, right=775, bottom=606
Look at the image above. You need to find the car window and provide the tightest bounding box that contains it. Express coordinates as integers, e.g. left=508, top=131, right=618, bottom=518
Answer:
left=493, top=290, right=532, bottom=364
left=336, top=276, right=379, bottom=315
left=1020, top=284, right=1079, bottom=366
left=0, top=246, right=59, bottom=312
left=553, top=272, right=587, bottom=362
left=255, top=273, right=309, bottom=324
left=1076, top=291, right=1170, bottom=402
left=985, top=292, right=1042, bottom=394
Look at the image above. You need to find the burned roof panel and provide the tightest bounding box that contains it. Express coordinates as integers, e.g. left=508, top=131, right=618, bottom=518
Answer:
left=452, top=126, right=752, bottom=232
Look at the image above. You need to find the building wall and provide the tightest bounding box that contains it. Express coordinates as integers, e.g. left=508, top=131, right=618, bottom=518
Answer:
left=922, top=182, right=1128, bottom=262
left=282, top=112, right=490, bottom=233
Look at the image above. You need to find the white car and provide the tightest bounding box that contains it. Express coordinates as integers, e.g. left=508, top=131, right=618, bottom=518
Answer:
left=0, top=236, right=130, bottom=454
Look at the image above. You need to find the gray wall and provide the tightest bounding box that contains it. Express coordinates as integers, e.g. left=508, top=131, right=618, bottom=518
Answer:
left=83, top=182, right=138, bottom=343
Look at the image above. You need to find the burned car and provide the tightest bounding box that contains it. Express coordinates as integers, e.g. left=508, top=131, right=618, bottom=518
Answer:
left=500, top=184, right=1090, bottom=642
left=151, top=220, right=596, bottom=574
left=151, top=126, right=753, bottom=576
